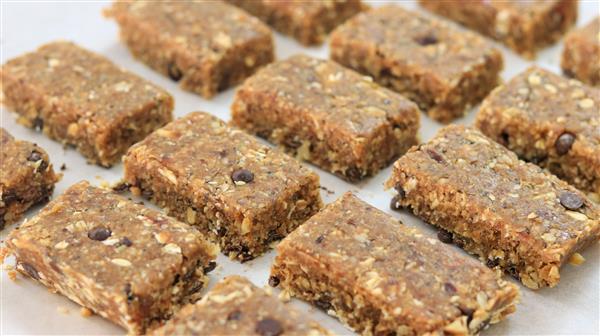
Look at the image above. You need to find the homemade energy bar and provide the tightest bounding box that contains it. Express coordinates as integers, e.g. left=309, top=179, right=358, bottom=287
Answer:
left=329, top=5, right=503, bottom=123
left=386, top=125, right=600, bottom=289
left=226, top=0, right=364, bottom=45
left=231, top=55, right=420, bottom=182
left=270, top=193, right=519, bottom=335
left=1, top=41, right=173, bottom=167
left=0, top=128, right=60, bottom=228
left=123, top=112, right=322, bottom=262
left=561, top=17, right=600, bottom=86
left=476, top=67, right=600, bottom=198
left=105, top=1, right=274, bottom=98
left=420, top=0, right=578, bottom=59
left=152, top=276, right=332, bottom=336
left=4, top=181, right=218, bottom=334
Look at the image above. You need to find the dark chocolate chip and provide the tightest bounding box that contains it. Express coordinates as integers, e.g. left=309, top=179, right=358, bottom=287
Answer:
left=255, top=318, right=283, bottom=336
left=437, top=230, right=453, bottom=244
left=27, top=150, right=42, bottom=163
left=443, top=282, right=457, bottom=294
left=87, top=227, right=112, bottom=241
left=268, top=276, right=280, bottom=287
left=21, top=262, right=40, bottom=280
left=217, top=226, right=227, bottom=237
left=60, top=163, right=67, bottom=171
left=203, top=261, right=217, bottom=274
left=227, top=310, right=242, bottom=321
left=426, top=149, right=445, bottom=163
left=33, top=117, right=44, bottom=131
left=315, top=235, right=325, bottom=244
left=486, top=258, right=499, bottom=268
left=231, top=169, right=254, bottom=184
left=415, top=34, right=438, bottom=46
left=345, top=166, right=362, bottom=181
left=507, top=265, right=520, bottom=280
left=555, top=132, right=575, bottom=155
left=119, top=237, right=133, bottom=247
left=500, top=131, right=510, bottom=145
left=390, top=193, right=403, bottom=210
left=314, top=298, right=333, bottom=311
left=167, top=63, right=183, bottom=81
left=559, top=191, right=583, bottom=210
left=112, top=182, right=130, bottom=193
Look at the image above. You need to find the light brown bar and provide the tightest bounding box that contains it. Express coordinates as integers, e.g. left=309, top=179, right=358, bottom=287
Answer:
left=561, top=17, right=600, bottom=86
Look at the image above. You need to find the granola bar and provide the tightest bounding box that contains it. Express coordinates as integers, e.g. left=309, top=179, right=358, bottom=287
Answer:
left=231, top=54, right=420, bottom=182
left=270, top=192, right=519, bottom=335
left=0, top=41, right=173, bottom=167
left=420, top=0, right=578, bottom=59
left=105, top=1, right=274, bottom=98
left=152, top=276, right=332, bottom=336
left=476, top=67, right=600, bottom=198
left=226, top=0, right=364, bottom=46
left=329, top=5, right=503, bottom=123
left=123, top=112, right=322, bottom=262
left=4, top=181, right=218, bottom=334
left=0, top=128, right=60, bottom=228
left=561, top=17, right=600, bottom=86
left=385, top=125, right=600, bottom=289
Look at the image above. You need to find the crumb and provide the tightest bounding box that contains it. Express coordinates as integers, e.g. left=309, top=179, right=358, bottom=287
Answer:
left=8, top=270, right=17, bottom=281
left=319, top=186, right=335, bottom=195
left=80, top=307, right=93, bottom=317
left=60, top=163, right=67, bottom=171
left=57, top=306, right=70, bottom=314
left=278, top=289, right=291, bottom=302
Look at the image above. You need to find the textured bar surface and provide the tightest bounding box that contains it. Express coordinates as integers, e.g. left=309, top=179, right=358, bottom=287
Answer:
left=420, top=0, right=578, bottom=59
left=271, top=193, right=519, bottom=335
left=4, top=181, right=217, bottom=334
left=123, top=112, right=322, bottom=262
left=330, top=5, right=502, bottom=123
left=232, top=54, right=420, bottom=182
left=1, top=41, right=174, bottom=166
left=476, top=66, right=600, bottom=197
left=386, top=125, right=600, bottom=289
left=561, top=17, right=600, bottom=86
left=0, top=128, right=59, bottom=228
left=105, top=1, right=274, bottom=98
left=152, top=276, right=332, bottom=336
left=226, top=0, right=363, bottom=45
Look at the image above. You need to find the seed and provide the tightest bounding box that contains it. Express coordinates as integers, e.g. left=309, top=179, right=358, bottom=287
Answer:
left=231, top=169, right=254, bottom=184
left=255, top=318, right=283, bottom=336
left=88, top=227, right=112, bottom=241
left=555, top=132, right=575, bottom=155
left=559, top=191, right=583, bottom=210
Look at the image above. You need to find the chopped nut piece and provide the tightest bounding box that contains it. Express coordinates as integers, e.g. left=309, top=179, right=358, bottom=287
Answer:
left=568, top=252, right=586, bottom=265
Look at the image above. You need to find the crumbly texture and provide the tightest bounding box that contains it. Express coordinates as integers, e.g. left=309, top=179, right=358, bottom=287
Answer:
left=151, top=276, right=332, bottom=335
left=226, top=0, right=364, bottom=46
left=420, top=0, right=578, bottom=59
left=271, top=193, right=519, bottom=335
left=476, top=66, right=600, bottom=198
left=561, top=17, right=600, bottom=86
left=123, top=112, right=322, bottom=262
left=0, top=128, right=60, bottom=228
left=329, top=5, right=502, bottom=123
left=1, top=41, right=174, bottom=167
left=385, top=126, right=600, bottom=289
left=4, top=181, right=218, bottom=334
left=105, top=1, right=274, bottom=98
left=231, top=55, right=420, bottom=182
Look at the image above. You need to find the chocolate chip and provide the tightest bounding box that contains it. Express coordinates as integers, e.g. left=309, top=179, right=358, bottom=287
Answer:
left=426, top=149, right=444, bottom=163
left=27, top=150, right=42, bottom=162
left=314, top=298, right=333, bottom=311
left=555, top=132, right=575, bottom=155
left=415, top=34, right=438, bottom=46
left=227, top=310, right=242, bottom=321
left=203, top=261, right=217, bottom=274
left=112, top=182, right=130, bottom=193
left=87, top=227, right=111, bottom=241
left=167, top=63, right=182, bottom=81
left=390, top=193, right=403, bottom=210
left=500, top=131, right=510, bottom=145
left=507, top=265, right=520, bottom=280
left=33, top=117, right=44, bottom=131
left=60, top=163, right=67, bottom=171
left=559, top=191, right=583, bottom=210
left=437, top=230, right=453, bottom=244
left=486, top=258, right=499, bottom=268
left=443, top=282, right=457, bottom=294
left=21, top=262, right=40, bottom=280
left=119, top=237, right=133, bottom=247
left=345, top=166, right=362, bottom=181
left=315, top=235, right=325, bottom=244
left=268, top=276, right=280, bottom=287
left=217, top=226, right=227, bottom=237
left=231, top=169, right=254, bottom=184
left=255, top=318, right=283, bottom=336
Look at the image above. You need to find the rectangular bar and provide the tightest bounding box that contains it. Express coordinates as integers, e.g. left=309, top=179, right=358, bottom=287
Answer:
left=105, top=1, right=274, bottom=98
left=271, top=192, right=519, bottom=335
left=476, top=66, right=600, bottom=198
left=329, top=5, right=503, bottom=123
left=123, top=112, right=322, bottom=261
left=231, top=54, right=420, bottom=182
left=226, top=0, right=364, bottom=46
left=385, top=125, right=600, bottom=289
left=4, top=181, right=218, bottom=334
left=151, top=276, right=332, bottom=336
left=561, top=17, right=600, bottom=86
left=0, top=128, right=60, bottom=228
left=420, top=0, right=578, bottom=59
left=1, top=41, right=174, bottom=167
